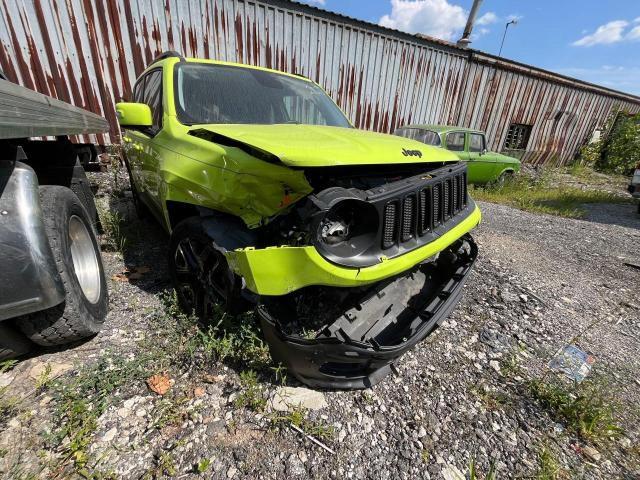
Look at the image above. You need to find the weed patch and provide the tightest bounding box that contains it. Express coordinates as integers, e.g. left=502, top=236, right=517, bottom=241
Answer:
left=468, top=458, right=497, bottom=480
left=48, top=355, right=150, bottom=475
left=234, top=370, right=267, bottom=412
left=470, top=170, right=631, bottom=218
left=0, top=360, right=20, bottom=427
left=149, top=292, right=270, bottom=373
left=268, top=406, right=335, bottom=442
left=149, top=394, right=195, bottom=430
left=98, top=206, right=127, bottom=253
left=536, top=445, right=567, bottom=480
left=471, top=386, right=512, bottom=412
left=528, top=377, right=622, bottom=441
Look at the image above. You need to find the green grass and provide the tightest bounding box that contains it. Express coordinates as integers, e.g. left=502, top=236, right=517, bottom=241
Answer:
left=149, top=394, right=197, bottom=430
left=98, top=206, right=127, bottom=253
left=234, top=370, right=267, bottom=412
left=267, top=406, right=335, bottom=441
left=152, top=291, right=271, bottom=372
left=470, top=170, right=631, bottom=218
left=48, top=355, right=151, bottom=476
left=528, top=377, right=622, bottom=442
left=536, top=445, right=566, bottom=480
left=0, top=360, right=20, bottom=427
left=196, top=458, right=212, bottom=474
left=468, top=458, right=497, bottom=480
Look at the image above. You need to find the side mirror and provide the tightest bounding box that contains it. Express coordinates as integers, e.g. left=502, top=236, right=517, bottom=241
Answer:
left=480, top=148, right=487, bottom=156
left=115, top=102, right=152, bottom=127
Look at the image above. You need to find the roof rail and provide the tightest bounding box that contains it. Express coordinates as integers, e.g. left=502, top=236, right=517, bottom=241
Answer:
left=149, top=51, right=184, bottom=66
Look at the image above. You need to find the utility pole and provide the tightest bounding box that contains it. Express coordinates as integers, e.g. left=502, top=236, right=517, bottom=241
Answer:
left=498, top=19, right=518, bottom=57
left=457, top=0, right=483, bottom=47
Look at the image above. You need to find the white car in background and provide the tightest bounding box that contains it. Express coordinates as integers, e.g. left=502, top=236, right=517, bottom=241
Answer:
left=629, top=161, right=640, bottom=213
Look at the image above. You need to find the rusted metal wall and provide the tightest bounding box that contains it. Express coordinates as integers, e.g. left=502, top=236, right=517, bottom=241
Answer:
left=1, top=0, right=639, bottom=164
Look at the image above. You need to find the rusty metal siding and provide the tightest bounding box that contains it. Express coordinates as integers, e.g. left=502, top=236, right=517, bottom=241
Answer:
left=1, top=0, right=639, bottom=164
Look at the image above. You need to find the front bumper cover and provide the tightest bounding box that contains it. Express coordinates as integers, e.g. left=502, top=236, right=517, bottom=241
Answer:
left=257, top=234, right=478, bottom=389
left=226, top=202, right=481, bottom=295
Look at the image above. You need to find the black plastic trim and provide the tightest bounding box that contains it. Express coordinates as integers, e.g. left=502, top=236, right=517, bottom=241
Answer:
left=313, top=163, right=473, bottom=268
left=257, top=234, right=478, bottom=389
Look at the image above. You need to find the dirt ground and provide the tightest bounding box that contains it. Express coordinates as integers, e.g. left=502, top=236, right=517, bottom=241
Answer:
left=1, top=171, right=639, bottom=479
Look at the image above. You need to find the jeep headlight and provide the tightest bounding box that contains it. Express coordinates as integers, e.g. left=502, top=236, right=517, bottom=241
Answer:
left=317, top=199, right=379, bottom=257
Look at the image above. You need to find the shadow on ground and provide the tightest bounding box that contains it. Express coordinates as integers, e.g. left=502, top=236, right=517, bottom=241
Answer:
left=106, top=193, right=171, bottom=295
left=581, top=202, right=640, bottom=230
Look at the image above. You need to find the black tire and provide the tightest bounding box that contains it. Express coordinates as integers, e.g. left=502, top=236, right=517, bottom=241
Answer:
left=0, top=323, right=32, bottom=360
left=168, top=217, right=247, bottom=318
left=16, top=186, right=108, bottom=346
left=36, top=157, right=99, bottom=231
left=494, top=170, right=514, bottom=188
left=637, top=201, right=640, bottom=214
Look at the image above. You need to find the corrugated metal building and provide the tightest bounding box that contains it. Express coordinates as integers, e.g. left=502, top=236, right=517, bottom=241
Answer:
left=1, top=0, right=639, bottom=164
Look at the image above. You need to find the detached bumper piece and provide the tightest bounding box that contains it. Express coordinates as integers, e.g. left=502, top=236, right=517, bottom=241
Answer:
left=257, top=234, right=478, bottom=389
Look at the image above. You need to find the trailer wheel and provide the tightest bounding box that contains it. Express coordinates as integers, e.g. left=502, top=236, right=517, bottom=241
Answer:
left=36, top=157, right=99, bottom=231
left=17, top=186, right=108, bottom=346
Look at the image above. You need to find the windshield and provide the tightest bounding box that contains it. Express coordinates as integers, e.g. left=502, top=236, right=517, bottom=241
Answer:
left=175, top=63, right=352, bottom=127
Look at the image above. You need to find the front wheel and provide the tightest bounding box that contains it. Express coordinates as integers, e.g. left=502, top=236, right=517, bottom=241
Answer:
left=168, top=217, right=247, bottom=318
left=494, top=170, right=514, bottom=188
left=17, top=186, right=108, bottom=346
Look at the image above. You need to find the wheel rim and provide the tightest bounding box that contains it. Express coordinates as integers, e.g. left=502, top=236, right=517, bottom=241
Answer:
left=173, top=237, right=232, bottom=318
left=68, top=215, right=101, bottom=304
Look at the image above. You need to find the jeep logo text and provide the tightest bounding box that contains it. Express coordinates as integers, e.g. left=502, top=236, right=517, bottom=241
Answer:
left=402, top=148, right=422, bottom=158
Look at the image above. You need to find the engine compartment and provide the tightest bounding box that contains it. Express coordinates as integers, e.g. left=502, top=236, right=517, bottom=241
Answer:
left=254, top=161, right=472, bottom=269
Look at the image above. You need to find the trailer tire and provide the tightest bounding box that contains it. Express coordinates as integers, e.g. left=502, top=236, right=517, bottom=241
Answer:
left=36, top=158, right=99, bottom=231
left=17, top=186, right=108, bottom=346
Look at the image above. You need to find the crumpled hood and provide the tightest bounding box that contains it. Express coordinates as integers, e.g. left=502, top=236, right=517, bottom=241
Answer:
left=191, top=124, right=460, bottom=167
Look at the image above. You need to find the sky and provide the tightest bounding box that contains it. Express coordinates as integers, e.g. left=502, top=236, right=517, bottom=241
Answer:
left=298, top=0, right=640, bottom=95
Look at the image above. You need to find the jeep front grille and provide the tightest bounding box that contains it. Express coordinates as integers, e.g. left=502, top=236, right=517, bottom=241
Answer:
left=382, top=170, right=468, bottom=250
left=401, top=195, right=415, bottom=241
left=382, top=203, right=397, bottom=248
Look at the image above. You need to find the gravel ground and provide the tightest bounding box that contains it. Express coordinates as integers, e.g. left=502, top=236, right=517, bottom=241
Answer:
left=1, top=171, right=639, bottom=479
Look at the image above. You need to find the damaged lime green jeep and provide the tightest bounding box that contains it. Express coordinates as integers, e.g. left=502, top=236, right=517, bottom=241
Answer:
left=116, top=52, right=481, bottom=389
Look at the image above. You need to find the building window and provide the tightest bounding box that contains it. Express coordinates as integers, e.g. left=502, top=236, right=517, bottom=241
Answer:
left=504, top=123, right=532, bottom=150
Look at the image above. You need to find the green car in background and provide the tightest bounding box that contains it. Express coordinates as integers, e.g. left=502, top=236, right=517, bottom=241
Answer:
left=395, top=125, right=521, bottom=184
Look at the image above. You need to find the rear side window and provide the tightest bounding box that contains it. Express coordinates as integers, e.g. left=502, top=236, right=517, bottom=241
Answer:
left=469, top=133, right=485, bottom=152
left=446, top=132, right=465, bottom=151
left=142, top=70, right=163, bottom=133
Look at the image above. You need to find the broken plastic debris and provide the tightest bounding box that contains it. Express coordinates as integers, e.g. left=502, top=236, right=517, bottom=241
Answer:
left=549, top=345, right=595, bottom=383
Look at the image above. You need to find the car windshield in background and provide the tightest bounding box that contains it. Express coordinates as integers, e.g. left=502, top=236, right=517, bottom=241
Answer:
left=175, top=63, right=352, bottom=127
left=395, top=127, right=441, bottom=146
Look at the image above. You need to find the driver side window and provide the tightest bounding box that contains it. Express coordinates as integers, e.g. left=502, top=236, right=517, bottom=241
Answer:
left=469, top=133, right=485, bottom=153
left=142, top=70, right=163, bottom=133
left=446, top=132, right=465, bottom=151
